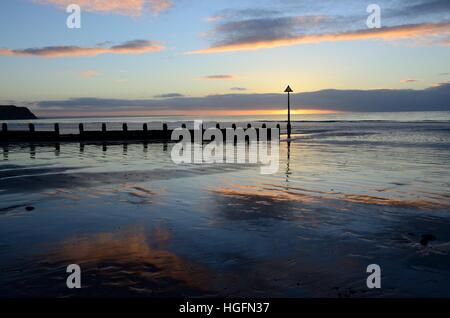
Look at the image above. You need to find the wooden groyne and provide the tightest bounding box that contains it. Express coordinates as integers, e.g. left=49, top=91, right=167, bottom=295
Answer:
left=0, top=122, right=281, bottom=143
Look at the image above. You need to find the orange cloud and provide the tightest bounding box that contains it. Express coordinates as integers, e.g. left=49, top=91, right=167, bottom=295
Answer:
left=400, top=79, right=419, bottom=83
left=81, top=70, right=101, bottom=78
left=188, top=22, right=450, bottom=54
left=201, top=74, right=236, bottom=80
left=33, top=0, right=172, bottom=16
left=0, top=40, right=164, bottom=58
left=148, top=0, right=172, bottom=14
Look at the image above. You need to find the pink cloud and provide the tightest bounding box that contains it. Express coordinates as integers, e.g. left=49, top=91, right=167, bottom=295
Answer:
left=201, top=74, right=236, bottom=80
left=81, top=70, right=101, bottom=78
left=33, top=0, right=173, bottom=16
left=0, top=40, right=164, bottom=58
left=400, top=79, right=419, bottom=83
left=206, top=15, right=223, bottom=23
left=188, top=22, right=450, bottom=54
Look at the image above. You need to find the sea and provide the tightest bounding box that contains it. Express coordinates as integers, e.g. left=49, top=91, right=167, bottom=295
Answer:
left=0, top=111, right=449, bottom=297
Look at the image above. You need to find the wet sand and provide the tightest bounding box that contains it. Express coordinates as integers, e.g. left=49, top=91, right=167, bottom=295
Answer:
left=0, top=120, right=450, bottom=297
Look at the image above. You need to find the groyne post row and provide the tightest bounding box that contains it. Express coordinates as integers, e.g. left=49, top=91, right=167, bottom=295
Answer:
left=0, top=122, right=281, bottom=143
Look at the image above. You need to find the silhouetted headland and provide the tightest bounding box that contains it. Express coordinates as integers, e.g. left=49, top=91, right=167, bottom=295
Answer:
left=0, top=105, right=37, bottom=120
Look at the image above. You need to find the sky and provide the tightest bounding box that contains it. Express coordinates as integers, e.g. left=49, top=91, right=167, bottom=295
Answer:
left=0, top=0, right=449, bottom=117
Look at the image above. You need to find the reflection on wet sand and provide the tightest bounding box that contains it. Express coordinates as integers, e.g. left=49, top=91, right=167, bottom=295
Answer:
left=285, top=141, right=291, bottom=186
left=0, top=162, right=253, bottom=195
left=210, top=184, right=321, bottom=221
left=343, top=194, right=448, bottom=209
left=1, top=145, right=8, bottom=160
left=210, top=182, right=448, bottom=216
left=1, top=141, right=170, bottom=160
left=36, top=225, right=384, bottom=297
left=44, top=183, right=163, bottom=204
left=30, top=144, right=35, bottom=159
left=41, top=226, right=213, bottom=296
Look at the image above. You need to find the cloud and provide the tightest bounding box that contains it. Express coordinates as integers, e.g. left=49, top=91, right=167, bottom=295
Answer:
left=205, top=9, right=286, bottom=24
left=386, top=0, right=450, bottom=19
left=206, top=15, right=223, bottom=23
left=230, top=87, right=247, bottom=91
left=33, top=0, right=173, bottom=16
left=34, top=82, right=450, bottom=115
left=0, top=40, right=164, bottom=58
left=189, top=22, right=450, bottom=54
left=148, top=0, right=172, bottom=15
left=201, top=75, right=235, bottom=80
left=81, top=70, right=101, bottom=78
left=154, top=93, right=184, bottom=98
left=208, top=8, right=283, bottom=20
left=431, top=82, right=450, bottom=87
left=400, top=79, right=419, bottom=83
left=190, top=1, right=450, bottom=54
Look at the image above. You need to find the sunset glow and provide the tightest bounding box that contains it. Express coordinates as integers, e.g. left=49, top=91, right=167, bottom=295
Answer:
left=0, top=0, right=448, bottom=116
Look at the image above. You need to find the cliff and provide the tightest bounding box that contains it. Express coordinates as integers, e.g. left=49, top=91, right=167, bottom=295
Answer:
left=0, top=105, right=38, bottom=120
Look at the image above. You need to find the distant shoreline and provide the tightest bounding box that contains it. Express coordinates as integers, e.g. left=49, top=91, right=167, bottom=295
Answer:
left=2, top=110, right=450, bottom=124
left=0, top=105, right=37, bottom=120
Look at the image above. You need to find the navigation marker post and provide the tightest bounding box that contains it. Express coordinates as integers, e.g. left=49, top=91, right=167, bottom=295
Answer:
left=284, top=85, right=293, bottom=139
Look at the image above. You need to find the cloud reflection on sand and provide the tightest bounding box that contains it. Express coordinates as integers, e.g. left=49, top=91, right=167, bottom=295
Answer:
left=37, top=225, right=385, bottom=297
left=210, top=182, right=449, bottom=219
left=343, top=194, right=448, bottom=209
left=41, top=226, right=214, bottom=296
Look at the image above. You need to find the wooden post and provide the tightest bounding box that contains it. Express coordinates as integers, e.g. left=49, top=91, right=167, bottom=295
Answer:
left=123, top=123, right=128, bottom=131
left=102, top=123, right=107, bottom=132
left=54, top=123, right=60, bottom=135
left=163, top=123, right=168, bottom=139
left=276, top=124, right=281, bottom=139
left=143, top=123, right=148, bottom=131
left=29, top=123, right=35, bottom=133
left=79, top=123, right=84, bottom=134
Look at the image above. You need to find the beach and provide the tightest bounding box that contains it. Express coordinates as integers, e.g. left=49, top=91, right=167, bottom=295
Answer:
left=1, top=112, right=450, bottom=297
